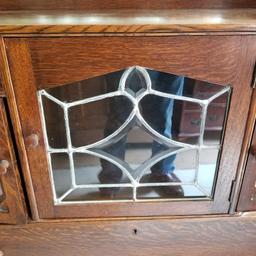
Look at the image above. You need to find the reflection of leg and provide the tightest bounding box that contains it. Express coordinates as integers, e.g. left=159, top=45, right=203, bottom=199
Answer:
left=98, top=71, right=129, bottom=186
left=149, top=75, right=184, bottom=175
left=143, top=73, right=184, bottom=197
left=150, top=97, right=177, bottom=175
left=151, top=142, right=176, bottom=175
left=98, top=110, right=128, bottom=196
left=99, top=135, right=126, bottom=184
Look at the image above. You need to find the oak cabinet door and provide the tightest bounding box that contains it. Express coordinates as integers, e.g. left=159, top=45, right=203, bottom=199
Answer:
left=0, top=98, right=27, bottom=224
left=5, top=36, right=256, bottom=219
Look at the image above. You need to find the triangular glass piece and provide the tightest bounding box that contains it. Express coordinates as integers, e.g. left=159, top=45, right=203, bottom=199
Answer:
left=46, top=69, right=125, bottom=102
left=147, top=68, right=225, bottom=100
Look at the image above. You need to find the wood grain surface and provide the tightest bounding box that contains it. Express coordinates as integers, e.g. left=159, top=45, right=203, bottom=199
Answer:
left=28, top=36, right=241, bottom=88
left=0, top=37, right=39, bottom=220
left=0, top=84, right=4, bottom=97
left=231, top=89, right=256, bottom=212
left=0, top=216, right=256, bottom=256
left=238, top=120, right=256, bottom=211
left=0, top=9, right=255, bottom=34
left=0, top=99, right=27, bottom=224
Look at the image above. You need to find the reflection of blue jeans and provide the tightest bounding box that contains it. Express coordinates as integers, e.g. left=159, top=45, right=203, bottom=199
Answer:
left=99, top=72, right=184, bottom=183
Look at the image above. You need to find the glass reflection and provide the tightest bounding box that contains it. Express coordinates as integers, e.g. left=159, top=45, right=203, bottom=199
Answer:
left=69, top=96, right=133, bottom=147
left=204, top=91, right=229, bottom=145
left=39, top=66, right=230, bottom=203
left=42, top=95, right=67, bottom=148
left=140, top=95, right=201, bottom=144
left=196, top=148, right=219, bottom=195
left=51, top=153, right=71, bottom=198
left=74, top=153, right=130, bottom=185
left=63, top=187, right=133, bottom=201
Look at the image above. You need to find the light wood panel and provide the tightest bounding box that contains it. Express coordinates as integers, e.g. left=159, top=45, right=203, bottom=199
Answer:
left=0, top=9, right=255, bottom=34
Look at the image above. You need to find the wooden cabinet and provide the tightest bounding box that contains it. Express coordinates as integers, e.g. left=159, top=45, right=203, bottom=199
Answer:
left=0, top=3, right=255, bottom=256
left=0, top=98, right=26, bottom=224
left=238, top=121, right=256, bottom=211
left=4, top=36, right=256, bottom=220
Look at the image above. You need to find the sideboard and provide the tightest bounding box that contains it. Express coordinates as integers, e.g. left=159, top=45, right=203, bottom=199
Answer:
left=0, top=1, right=256, bottom=255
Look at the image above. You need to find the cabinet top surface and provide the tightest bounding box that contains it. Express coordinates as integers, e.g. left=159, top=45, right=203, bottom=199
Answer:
left=0, top=9, right=255, bottom=35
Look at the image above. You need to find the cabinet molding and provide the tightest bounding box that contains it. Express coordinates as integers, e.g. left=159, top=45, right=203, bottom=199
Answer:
left=0, top=216, right=256, bottom=256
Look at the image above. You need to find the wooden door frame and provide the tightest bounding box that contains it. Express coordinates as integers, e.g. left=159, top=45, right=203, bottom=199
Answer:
left=3, top=35, right=256, bottom=219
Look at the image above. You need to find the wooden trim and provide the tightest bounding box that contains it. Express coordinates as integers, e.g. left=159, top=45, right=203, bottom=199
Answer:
left=0, top=216, right=256, bottom=256
left=0, top=99, right=27, bottom=224
left=0, top=37, right=39, bottom=220
left=4, top=32, right=256, bottom=38
left=231, top=89, right=256, bottom=212
left=28, top=36, right=243, bottom=88
left=0, top=9, right=255, bottom=35
left=237, top=113, right=256, bottom=211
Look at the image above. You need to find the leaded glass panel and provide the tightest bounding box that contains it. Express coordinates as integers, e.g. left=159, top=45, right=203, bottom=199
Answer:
left=38, top=66, right=231, bottom=204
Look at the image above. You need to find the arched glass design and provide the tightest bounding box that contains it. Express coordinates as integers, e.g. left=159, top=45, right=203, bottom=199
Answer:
left=38, top=66, right=231, bottom=204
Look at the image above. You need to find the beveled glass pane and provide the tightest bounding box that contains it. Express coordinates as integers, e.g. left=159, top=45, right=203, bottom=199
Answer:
left=139, top=95, right=202, bottom=144
left=74, top=153, right=131, bottom=185
left=204, top=91, right=230, bottom=145
left=124, top=126, right=153, bottom=169
left=149, top=69, right=224, bottom=100
left=39, top=66, right=231, bottom=203
left=69, top=96, right=133, bottom=147
left=51, top=153, right=72, bottom=198
left=42, top=95, right=67, bottom=148
left=46, top=69, right=124, bottom=102
left=140, top=149, right=197, bottom=184
left=196, top=148, right=219, bottom=195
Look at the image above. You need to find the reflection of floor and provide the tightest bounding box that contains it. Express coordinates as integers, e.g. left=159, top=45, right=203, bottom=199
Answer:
left=52, top=129, right=220, bottom=202
left=53, top=162, right=216, bottom=201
